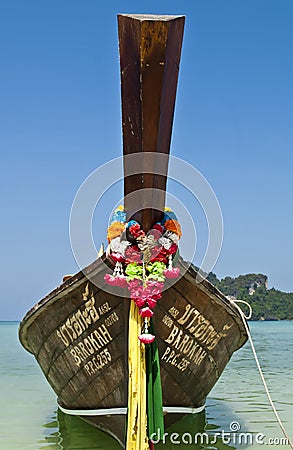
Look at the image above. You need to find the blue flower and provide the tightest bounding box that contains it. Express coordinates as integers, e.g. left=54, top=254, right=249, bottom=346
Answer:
left=162, top=210, right=177, bottom=223
left=110, top=210, right=127, bottom=224
left=126, top=220, right=139, bottom=228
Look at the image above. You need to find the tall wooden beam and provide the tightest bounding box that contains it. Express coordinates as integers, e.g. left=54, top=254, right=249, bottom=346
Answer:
left=118, top=14, right=185, bottom=230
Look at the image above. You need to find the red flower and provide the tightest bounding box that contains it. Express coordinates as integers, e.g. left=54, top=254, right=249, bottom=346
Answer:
left=129, top=224, right=145, bottom=239
left=150, top=251, right=168, bottom=264
left=110, top=252, right=124, bottom=263
left=139, top=307, right=154, bottom=318
left=153, top=223, right=164, bottom=234
left=147, top=297, right=157, bottom=308
left=168, top=243, right=178, bottom=255
left=133, top=297, right=146, bottom=308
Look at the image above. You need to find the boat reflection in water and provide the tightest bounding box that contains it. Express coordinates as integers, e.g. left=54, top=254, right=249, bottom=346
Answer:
left=40, top=409, right=236, bottom=450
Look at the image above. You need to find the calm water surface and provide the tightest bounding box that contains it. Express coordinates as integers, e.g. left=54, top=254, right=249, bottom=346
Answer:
left=0, top=321, right=292, bottom=449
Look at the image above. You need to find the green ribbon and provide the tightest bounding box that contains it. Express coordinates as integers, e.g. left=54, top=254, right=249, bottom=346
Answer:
left=146, top=319, right=164, bottom=439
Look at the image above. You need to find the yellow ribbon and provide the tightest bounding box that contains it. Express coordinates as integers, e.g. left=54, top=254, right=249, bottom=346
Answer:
left=126, top=301, right=149, bottom=450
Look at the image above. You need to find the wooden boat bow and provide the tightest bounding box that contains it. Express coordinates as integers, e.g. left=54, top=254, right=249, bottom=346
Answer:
left=18, top=14, right=249, bottom=449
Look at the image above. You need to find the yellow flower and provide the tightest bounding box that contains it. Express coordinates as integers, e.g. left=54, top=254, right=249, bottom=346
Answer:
left=107, top=221, right=125, bottom=242
left=116, top=205, right=124, bottom=212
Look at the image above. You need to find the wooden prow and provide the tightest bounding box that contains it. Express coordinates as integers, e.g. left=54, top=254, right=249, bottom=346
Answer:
left=118, top=14, right=185, bottom=230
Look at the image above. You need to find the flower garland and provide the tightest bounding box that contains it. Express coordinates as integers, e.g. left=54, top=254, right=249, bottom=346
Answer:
left=104, top=206, right=182, bottom=343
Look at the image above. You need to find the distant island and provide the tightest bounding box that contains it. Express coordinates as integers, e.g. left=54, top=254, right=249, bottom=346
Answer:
left=206, top=272, right=293, bottom=321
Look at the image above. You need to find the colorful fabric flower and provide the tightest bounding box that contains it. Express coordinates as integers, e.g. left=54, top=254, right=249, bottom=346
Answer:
left=107, top=221, right=125, bottom=242
left=104, top=273, right=128, bottom=287
left=168, top=243, right=178, bottom=254
left=110, top=252, right=125, bottom=263
left=146, top=280, right=164, bottom=292
left=129, top=223, right=145, bottom=239
left=125, top=247, right=142, bottom=263
left=147, top=229, right=162, bottom=240
left=104, top=207, right=182, bottom=345
left=153, top=223, right=165, bottom=234
left=147, top=297, right=157, bottom=308
left=146, top=261, right=166, bottom=281
left=139, top=307, right=154, bottom=318
left=109, top=237, right=131, bottom=257
left=162, top=208, right=178, bottom=223
left=164, top=219, right=182, bottom=238
left=125, top=263, right=143, bottom=280
left=150, top=247, right=168, bottom=264
left=133, top=297, right=146, bottom=308
left=110, top=209, right=127, bottom=224
left=164, top=267, right=180, bottom=278
left=138, top=333, right=155, bottom=344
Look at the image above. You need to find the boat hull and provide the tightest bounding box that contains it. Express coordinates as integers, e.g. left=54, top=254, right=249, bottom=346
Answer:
left=19, top=255, right=247, bottom=447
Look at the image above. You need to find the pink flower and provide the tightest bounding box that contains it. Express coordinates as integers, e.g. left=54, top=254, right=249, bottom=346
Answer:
left=114, top=276, right=128, bottom=287
left=164, top=267, right=180, bottom=279
left=138, top=333, right=155, bottom=344
left=129, top=287, right=143, bottom=300
left=147, top=281, right=164, bottom=291
left=104, top=274, right=117, bottom=285
left=104, top=274, right=128, bottom=287
left=148, top=229, right=162, bottom=240
left=139, top=307, right=154, bottom=318
left=125, top=247, right=142, bottom=263
left=146, top=281, right=164, bottom=297
left=128, top=279, right=142, bottom=289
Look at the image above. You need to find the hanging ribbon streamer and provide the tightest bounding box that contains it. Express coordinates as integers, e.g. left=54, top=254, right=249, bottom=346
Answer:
left=126, top=300, right=149, bottom=450
left=146, top=319, right=164, bottom=441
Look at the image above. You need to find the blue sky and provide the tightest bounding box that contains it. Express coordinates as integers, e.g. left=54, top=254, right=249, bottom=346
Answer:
left=1, top=1, right=292, bottom=320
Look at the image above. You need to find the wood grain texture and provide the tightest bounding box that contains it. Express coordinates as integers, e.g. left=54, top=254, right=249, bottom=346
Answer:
left=19, top=255, right=248, bottom=448
left=118, top=14, right=185, bottom=230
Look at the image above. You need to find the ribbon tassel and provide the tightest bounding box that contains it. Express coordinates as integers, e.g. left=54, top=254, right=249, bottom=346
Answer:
left=126, top=301, right=149, bottom=449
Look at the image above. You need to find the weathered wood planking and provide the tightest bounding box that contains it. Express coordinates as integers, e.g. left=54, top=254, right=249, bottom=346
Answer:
left=19, top=254, right=247, bottom=447
left=118, top=14, right=185, bottom=230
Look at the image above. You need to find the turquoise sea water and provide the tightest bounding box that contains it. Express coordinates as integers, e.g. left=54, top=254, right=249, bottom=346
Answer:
left=0, top=321, right=292, bottom=449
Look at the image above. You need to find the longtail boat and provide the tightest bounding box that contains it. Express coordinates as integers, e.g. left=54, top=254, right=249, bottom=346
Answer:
left=19, top=14, right=248, bottom=449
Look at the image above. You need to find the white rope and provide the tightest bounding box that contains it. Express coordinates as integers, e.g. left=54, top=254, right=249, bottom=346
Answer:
left=232, top=299, right=293, bottom=449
